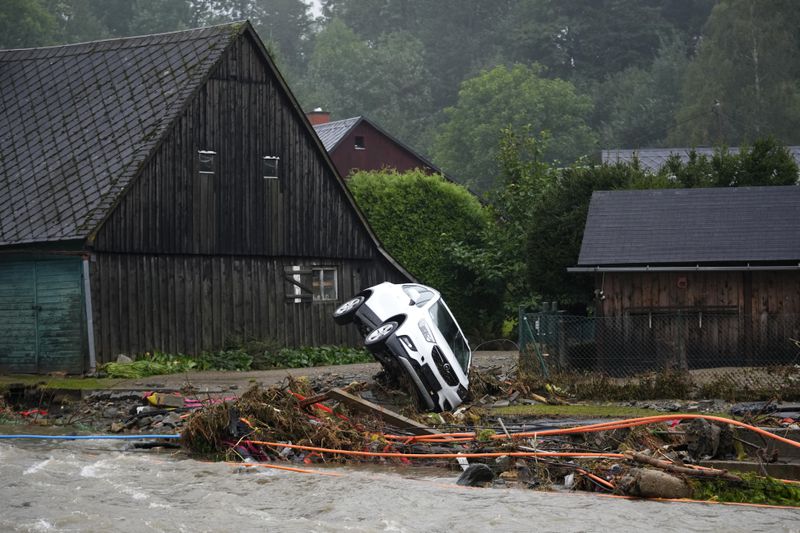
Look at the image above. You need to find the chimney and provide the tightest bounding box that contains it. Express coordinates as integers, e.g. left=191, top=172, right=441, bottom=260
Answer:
left=307, top=107, right=331, bottom=125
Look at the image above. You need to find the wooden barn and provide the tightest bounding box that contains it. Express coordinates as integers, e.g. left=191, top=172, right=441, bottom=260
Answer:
left=310, top=113, right=443, bottom=179
left=570, top=186, right=800, bottom=370
left=0, top=23, right=411, bottom=374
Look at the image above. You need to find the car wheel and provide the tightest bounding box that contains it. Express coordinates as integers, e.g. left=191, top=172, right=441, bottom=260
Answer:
left=333, top=296, right=365, bottom=325
left=365, top=321, right=399, bottom=348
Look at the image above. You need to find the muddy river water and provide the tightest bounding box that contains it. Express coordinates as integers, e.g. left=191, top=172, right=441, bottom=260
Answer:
left=1, top=436, right=798, bottom=532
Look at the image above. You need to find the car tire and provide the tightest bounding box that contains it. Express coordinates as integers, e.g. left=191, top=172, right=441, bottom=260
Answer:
left=364, top=321, right=399, bottom=348
left=333, top=296, right=365, bottom=325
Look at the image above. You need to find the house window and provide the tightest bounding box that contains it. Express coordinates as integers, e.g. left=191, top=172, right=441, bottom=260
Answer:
left=283, top=266, right=338, bottom=303
left=198, top=150, right=216, bottom=175
left=354, top=136, right=365, bottom=150
left=312, top=267, right=337, bottom=301
left=263, top=156, right=279, bottom=179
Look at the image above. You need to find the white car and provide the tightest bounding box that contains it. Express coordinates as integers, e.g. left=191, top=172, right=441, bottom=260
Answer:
left=333, top=282, right=471, bottom=412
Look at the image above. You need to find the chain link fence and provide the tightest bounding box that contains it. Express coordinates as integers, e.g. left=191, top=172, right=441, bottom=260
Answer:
left=519, top=308, right=800, bottom=390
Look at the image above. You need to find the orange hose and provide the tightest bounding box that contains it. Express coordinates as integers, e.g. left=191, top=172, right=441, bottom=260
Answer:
left=244, top=440, right=625, bottom=460
left=390, top=415, right=800, bottom=452
left=228, top=461, right=343, bottom=477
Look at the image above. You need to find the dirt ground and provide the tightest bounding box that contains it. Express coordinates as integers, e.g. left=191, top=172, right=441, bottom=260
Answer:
left=107, top=350, right=519, bottom=393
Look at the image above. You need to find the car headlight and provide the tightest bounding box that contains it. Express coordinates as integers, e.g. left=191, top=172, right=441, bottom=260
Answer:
left=418, top=320, right=434, bottom=343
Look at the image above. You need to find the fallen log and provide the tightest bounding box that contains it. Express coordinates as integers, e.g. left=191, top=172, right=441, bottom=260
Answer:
left=624, top=451, right=742, bottom=482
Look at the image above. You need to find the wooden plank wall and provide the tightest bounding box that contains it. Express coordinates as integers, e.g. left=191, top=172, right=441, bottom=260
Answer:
left=94, top=33, right=379, bottom=261
left=90, top=253, right=406, bottom=361
left=598, top=271, right=800, bottom=316
left=595, top=271, right=800, bottom=368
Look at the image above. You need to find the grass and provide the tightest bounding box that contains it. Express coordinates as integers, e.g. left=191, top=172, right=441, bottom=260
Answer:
left=490, top=403, right=730, bottom=419
left=0, top=375, right=123, bottom=391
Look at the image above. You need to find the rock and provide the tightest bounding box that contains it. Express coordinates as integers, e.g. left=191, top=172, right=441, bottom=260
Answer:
left=110, top=422, right=125, bottom=433
left=162, top=412, right=183, bottom=427
left=619, top=468, right=691, bottom=499
left=456, top=464, right=495, bottom=487
left=137, top=417, right=153, bottom=428
left=494, top=455, right=511, bottom=471
left=686, top=419, right=721, bottom=459
left=492, top=400, right=510, bottom=408
left=116, top=354, right=133, bottom=364
left=102, top=408, right=119, bottom=419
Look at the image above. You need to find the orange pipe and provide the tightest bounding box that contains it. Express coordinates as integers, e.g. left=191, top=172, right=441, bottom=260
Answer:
left=243, top=440, right=625, bottom=460
left=391, top=415, right=800, bottom=451
left=228, top=461, right=343, bottom=477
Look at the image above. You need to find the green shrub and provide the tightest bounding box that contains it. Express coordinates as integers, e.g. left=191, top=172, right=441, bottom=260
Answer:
left=257, top=345, right=373, bottom=369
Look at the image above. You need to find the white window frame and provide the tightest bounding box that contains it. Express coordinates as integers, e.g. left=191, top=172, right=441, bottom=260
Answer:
left=263, top=155, right=280, bottom=179
left=198, top=150, right=216, bottom=176
left=312, top=267, right=338, bottom=302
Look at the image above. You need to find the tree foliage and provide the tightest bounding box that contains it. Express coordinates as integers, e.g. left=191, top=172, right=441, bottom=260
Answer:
left=0, top=0, right=59, bottom=48
left=660, top=137, right=799, bottom=188
left=348, top=169, right=503, bottom=338
left=432, top=64, right=596, bottom=192
left=671, top=0, right=800, bottom=146
left=296, top=19, right=434, bottom=149
left=501, top=0, right=711, bottom=84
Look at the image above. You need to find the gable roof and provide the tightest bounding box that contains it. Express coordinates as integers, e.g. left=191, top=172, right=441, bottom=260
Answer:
left=313, top=115, right=443, bottom=171
left=574, top=186, right=800, bottom=270
left=313, top=116, right=362, bottom=152
left=602, top=147, right=800, bottom=174
left=0, top=24, right=245, bottom=246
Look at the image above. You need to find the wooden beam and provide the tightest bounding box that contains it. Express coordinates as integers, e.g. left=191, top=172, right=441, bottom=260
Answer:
left=327, top=388, right=439, bottom=436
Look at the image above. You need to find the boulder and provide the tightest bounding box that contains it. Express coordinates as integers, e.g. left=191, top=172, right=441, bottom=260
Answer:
left=457, top=464, right=495, bottom=487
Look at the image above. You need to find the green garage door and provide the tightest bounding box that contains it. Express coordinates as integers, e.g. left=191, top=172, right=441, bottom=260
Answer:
left=0, top=257, right=85, bottom=374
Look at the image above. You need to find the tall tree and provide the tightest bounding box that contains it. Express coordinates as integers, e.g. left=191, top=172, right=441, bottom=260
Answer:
left=202, top=0, right=313, bottom=72
left=593, top=35, right=691, bottom=148
left=0, top=0, right=56, bottom=48
left=502, top=0, right=683, bottom=84
left=432, top=63, right=596, bottom=192
left=671, top=0, right=800, bottom=146
left=322, top=0, right=514, bottom=111
left=296, top=19, right=434, bottom=150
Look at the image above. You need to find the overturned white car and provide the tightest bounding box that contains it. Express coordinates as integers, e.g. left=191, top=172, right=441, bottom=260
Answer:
left=333, top=282, right=471, bottom=412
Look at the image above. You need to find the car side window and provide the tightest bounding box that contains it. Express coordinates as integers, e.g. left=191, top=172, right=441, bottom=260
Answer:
left=402, top=285, right=435, bottom=307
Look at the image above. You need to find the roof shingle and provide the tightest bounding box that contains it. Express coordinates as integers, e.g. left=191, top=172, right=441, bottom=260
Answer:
left=0, top=24, right=244, bottom=245
left=577, top=186, right=800, bottom=266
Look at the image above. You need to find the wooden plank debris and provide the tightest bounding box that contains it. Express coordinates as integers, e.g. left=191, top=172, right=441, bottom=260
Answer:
left=327, top=388, right=439, bottom=435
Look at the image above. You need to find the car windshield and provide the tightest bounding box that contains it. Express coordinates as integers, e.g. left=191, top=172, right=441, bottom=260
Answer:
left=428, top=300, right=470, bottom=371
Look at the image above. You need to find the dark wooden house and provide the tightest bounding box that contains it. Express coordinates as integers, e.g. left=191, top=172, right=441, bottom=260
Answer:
left=312, top=114, right=443, bottom=179
left=570, top=186, right=800, bottom=369
left=0, top=23, right=410, bottom=374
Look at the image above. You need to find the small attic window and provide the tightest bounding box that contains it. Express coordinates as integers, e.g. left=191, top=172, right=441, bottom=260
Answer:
left=354, top=136, right=366, bottom=150
left=263, top=156, right=280, bottom=179
left=198, top=150, right=216, bottom=175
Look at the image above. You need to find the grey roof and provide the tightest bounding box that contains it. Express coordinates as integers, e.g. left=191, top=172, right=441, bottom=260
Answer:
left=313, top=116, right=361, bottom=151
left=0, top=24, right=242, bottom=246
left=577, top=186, right=800, bottom=267
left=602, top=147, right=800, bottom=173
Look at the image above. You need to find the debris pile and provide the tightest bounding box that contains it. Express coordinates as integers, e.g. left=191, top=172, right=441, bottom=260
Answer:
left=171, top=376, right=800, bottom=507
left=181, top=379, right=384, bottom=460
